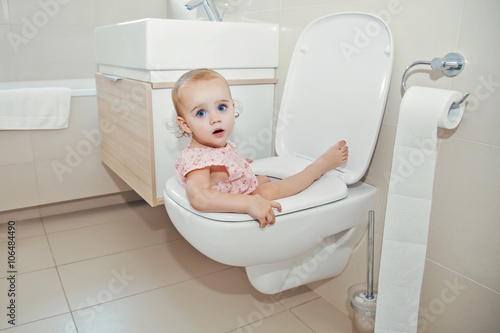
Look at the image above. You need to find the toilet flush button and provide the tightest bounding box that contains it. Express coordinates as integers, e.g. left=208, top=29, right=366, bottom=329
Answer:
left=299, top=44, right=308, bottom=53
left=384, top=45, right=391, bottom=55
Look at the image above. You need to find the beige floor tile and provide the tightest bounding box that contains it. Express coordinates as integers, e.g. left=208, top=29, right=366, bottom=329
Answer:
left=0, top=268, right=69, bottom=329
left=0, top=218, right=45, bottom=240
left=42, top=201, right=164, bottom=233
left=0, top=235, right=54, bottom=278
left=273, top=285, right=320, bottom=309
left=291, top=298, right=353, bottom=333
left=0, top=313, right=76, bottom=333
left=58, top=239, right=230, bottom=310
left=46, top=211, right=181, bottom=265
left=228, top=311, right=315, bottom=333
left=73, top=268, right=286, bottom=333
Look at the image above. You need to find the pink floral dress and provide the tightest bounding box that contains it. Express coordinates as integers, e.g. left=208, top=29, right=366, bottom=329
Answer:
left=175, top=141, right=258, bottom=195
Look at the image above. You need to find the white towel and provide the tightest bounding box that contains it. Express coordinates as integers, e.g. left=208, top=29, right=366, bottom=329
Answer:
left=0, top=87, right=71, bottom=130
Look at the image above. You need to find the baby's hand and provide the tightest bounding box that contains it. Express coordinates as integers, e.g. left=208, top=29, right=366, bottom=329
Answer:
left=248, top=195, right=282, bottom=228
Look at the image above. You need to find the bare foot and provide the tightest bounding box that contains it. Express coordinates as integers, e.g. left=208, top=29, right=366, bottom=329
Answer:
left=310, top=140, right=348, bottom=178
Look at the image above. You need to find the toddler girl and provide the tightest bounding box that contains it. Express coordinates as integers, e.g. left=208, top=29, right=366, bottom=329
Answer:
left=173, top=69, right=348, bottom=228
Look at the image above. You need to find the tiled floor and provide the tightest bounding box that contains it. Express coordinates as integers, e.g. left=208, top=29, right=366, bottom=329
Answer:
left=0, top=201, right=353, bottom=332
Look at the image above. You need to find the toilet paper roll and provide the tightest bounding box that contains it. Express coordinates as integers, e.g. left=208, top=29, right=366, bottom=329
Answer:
left=374, top=86, right=464, bottom=333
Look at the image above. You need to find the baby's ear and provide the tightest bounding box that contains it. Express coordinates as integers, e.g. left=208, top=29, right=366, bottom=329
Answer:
left=177, top=117, right=192, bottom=134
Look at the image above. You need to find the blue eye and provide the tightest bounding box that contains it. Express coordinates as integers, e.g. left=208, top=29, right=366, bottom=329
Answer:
left=196, top=110, right=206, bottom=117
left=218, top=104, right=227, bottom=112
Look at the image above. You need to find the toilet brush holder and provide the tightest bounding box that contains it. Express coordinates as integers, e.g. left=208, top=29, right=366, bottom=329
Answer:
left=348, top=282, right=377, bottom=333
left=348, top=211, right=377, bottom=333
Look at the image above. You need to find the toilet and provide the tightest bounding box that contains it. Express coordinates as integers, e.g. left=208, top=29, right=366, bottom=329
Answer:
left=164, top=12, right=393, bottom=294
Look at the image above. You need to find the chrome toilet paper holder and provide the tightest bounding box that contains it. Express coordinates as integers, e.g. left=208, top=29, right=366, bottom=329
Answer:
left=401, top=52, right=470, bottom=107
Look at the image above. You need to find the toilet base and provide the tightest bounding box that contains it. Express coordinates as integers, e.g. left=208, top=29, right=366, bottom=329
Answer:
left=246, top=224, right=366, bottom=294
left=164, top=181, right=377, bottom=294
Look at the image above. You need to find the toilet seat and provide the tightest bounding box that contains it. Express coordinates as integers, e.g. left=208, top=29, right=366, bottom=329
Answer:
left=165, top=154, right=348, bottom=222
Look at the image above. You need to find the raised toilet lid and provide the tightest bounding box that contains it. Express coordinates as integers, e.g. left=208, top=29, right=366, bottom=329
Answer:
left=275, top=12, right=393, bottom=184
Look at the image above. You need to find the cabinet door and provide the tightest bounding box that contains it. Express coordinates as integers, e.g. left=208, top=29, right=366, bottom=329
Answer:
left=96, top=74, right=158, bottom=206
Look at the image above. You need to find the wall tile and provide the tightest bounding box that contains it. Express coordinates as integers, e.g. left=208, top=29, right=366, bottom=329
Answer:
left=381, top=0, right=464, bottom=125
left=31, top=96, right=100, bottom=162
left=308, top=233, right=383, bottom=316
left=363, top=122, right=397, bottom=236
left=39, top=190, right=141, bottom=218
left=7, top=0, right=95, bottom=25
left=0, top=24, right=17, bottom=81
left=7, top=0, right=40, bottom=24
left=0, top=162, right=38, bottom=211
left=450, top=0, right=500, bottom=146
left=427, top=137, right=500, bottom=292
left=419, top=260, right=500, bottom=332
left=0, top=0, right=9, bottom=24
left=35, top=154, right=130, bottom=205
left=94, top=0, right=168, bottom=26
left=0, top=130, right=34, bottom=165
left=217, top=0, right=281, bottom=14
left=281, top=0, right=360, bottom=9
left=225, top=8, right=281, bottom=24
left=166, top=0, right=198, bottom=20
left=10, top=24, right=95, bottom=80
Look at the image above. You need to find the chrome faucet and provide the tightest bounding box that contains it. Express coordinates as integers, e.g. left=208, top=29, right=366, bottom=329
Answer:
left=185, top=0, right=224, bottom=21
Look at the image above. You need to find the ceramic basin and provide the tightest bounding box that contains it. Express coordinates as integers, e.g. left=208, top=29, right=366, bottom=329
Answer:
left=95, top=18, right=279, bottom=70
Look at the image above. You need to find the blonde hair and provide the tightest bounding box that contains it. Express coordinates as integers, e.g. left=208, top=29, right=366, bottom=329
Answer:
left=172, top=68, right=229, bottom=117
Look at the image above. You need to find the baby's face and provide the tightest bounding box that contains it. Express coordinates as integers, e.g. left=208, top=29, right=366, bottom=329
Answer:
left=176, top=77, right=235, bottom=148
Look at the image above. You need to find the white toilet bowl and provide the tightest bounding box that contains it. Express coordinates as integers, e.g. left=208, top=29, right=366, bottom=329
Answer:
left=164, top=12, right=393, bottom=294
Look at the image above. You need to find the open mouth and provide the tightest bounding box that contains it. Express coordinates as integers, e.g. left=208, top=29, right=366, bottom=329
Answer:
left=213, top=129, right=224, bottom=137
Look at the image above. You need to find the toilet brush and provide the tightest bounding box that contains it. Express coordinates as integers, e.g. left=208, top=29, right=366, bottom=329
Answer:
left=348, top=210, right=377, bottom=333
left=367, top=210, right=375, bottom=300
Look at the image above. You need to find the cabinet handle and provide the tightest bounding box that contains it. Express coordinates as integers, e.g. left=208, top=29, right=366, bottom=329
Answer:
left=103, top=74, right=125, bottom=82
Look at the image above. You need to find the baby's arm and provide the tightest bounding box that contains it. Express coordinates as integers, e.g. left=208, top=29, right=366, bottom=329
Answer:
left=184, top=167, right=281, bottom=228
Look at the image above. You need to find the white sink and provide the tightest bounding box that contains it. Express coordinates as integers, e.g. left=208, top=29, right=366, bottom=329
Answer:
left=95, top=18, right=279, bottom=70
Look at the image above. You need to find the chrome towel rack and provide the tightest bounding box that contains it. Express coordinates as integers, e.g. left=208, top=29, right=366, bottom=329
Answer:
left=402, top=52, right=470, bottom=107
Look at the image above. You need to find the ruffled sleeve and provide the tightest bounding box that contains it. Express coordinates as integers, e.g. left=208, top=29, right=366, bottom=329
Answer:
left=175, top=146, right=228, bottom=185
left=174, top=142, right=258, bottom=195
